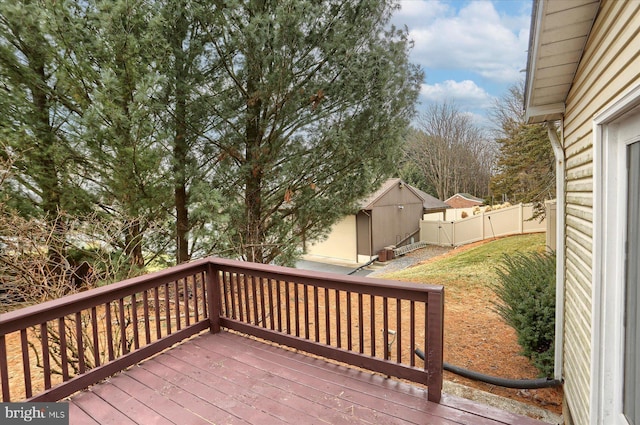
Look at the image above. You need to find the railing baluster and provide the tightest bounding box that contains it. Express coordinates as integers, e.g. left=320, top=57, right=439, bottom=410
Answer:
left=293, top=282, right=299, bottom=337
left=174, top=280, right=181, bottom=331
left=0, top=334, right=9, bottom=401
left=410, top=300, right=416, bottom=367
left=274, top=279, right=281, bottom=332
left=396, top=299, right=402, bottom=363
left=183, top=278, right=190, bottom=326
left=154, top=287, right=161, bottom=340
left=358, top=293, right=364, bottom=354
left=201, top=271, right=209, bottom=318
left=229, top=272, right=237, bottom=320
left=164, top=282, right=171, bottom=335
left=303, top=284, right=310, bottom=339
left=335, top=289, right=341, bottom=348
left=370, top=295, right=376, bottom=357
left=91, top=308, right=100, bottom=368
left=283, top=280, right=290, bottom=333
left=313, top=286, right=319, bottom=342
left=243, top=274, right=251, bottom=322
left=265, top=278, right=273, bottom=329
left=193, top=276, right=200, bottom=322
left=58, top=317, right=69, bottom=381
left=40, top=323, right=52, bottom=389
left=324, top=287, right=330, bottom=345
left=75, top=312, right=85, bottom=374
left=251, top=276, right=259, bottom=326
left=105, top=302, right=115, bottom=361
left=142, top=290, right=151, bottom=345
left=20, top=329, right=32, bottom=398
left=118, top=298, right=127, bottom=354
left=346, top=291, right=352, bottom=351
left=383, top=297, right=389, bottom=360
left=131, top=293, right=139, bottom=350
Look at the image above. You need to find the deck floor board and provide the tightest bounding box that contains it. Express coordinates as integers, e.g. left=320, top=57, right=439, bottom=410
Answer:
left=65, top=331, right=548, bottom=425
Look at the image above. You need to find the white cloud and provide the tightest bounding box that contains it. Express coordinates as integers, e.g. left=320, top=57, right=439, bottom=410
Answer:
left=393, top=0, right=451, bottom=25
left=398, top=1, right=530, bottom=83
left=420, top=80, right=493, bottom=108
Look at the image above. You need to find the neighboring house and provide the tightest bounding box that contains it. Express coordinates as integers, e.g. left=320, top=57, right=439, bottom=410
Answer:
left=444, top=193, right=484, bottom=209
left=305, top=178, right=448, bottom=264
left=525, top=1, right=639, bottom=424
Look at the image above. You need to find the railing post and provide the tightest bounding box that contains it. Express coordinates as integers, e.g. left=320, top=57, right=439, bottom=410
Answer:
left=426, top=290, right=444, bottom=403
left=207, top=262, right=221, bottom=334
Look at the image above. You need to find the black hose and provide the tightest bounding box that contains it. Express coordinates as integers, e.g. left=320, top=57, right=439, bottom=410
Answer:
left=414, top=348, right=562, bottom=389
left=347, top=255, right=379, bottom=275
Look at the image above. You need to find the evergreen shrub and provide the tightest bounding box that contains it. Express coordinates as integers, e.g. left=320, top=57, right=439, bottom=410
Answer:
left=492, top=250, right=556, bottom=377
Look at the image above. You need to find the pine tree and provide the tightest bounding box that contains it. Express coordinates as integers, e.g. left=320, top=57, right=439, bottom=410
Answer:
left=0, top=1, right=95, bottom=272
left=79, top=0, right=172, bottom=267
left=0, top=1, right=91, bottom=218
left=206, top=1, right=422, bottom=265
left=490, top=82, right=555, bottom=215
left=155, top=0, right=223, bottom=264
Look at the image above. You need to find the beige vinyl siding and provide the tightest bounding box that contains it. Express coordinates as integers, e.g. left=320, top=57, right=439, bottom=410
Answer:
left=306, top=215, right=357, bottom=263
left=561, top=1, right=640, bottom=423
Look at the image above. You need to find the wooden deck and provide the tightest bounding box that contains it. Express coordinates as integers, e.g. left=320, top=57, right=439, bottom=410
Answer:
left=67, top=331, right=546, bottom=425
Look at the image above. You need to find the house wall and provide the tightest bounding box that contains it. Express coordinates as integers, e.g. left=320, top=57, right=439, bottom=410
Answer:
left=444, top=194, right=483, bottom=209
left=305, top=215, right=357, bottom=263
left=561, top=1, right=640, bottom=423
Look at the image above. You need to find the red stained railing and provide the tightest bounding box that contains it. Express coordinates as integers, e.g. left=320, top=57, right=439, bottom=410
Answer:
left=0, top=258, right=444, bottom=403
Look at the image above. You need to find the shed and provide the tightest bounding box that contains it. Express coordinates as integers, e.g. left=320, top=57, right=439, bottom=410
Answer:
left=305, top=178, right=448, bottom=264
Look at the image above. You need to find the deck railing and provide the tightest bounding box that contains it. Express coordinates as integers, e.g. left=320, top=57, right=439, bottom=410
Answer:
left=0, top=257, right=444, bottom=403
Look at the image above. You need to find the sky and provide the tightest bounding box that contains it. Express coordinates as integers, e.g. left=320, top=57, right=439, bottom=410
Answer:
left=390, top=0, right=533, bottom=129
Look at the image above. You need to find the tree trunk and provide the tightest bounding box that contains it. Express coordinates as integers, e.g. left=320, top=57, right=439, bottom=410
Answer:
left=244, top=94, right=264, bottom=263
left=29, top=42, right=65, bottom=268
left=173, top=8, right=190, bottom=264
left=243, top=15, right=265, bottom=263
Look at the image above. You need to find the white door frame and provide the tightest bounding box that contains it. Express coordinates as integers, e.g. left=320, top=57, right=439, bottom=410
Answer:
left=592, top=84, right=640, bottom=425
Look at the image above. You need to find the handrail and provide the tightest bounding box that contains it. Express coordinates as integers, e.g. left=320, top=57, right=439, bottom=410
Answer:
left=0, top=257, right=444, bottom=404
left=0, top=258, right=211, bottom=335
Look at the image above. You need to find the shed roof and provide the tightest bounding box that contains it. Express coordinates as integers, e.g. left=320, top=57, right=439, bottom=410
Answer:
left=359, top=178, right=448, bottom=212
left=524, top=0, right=600, bottom=123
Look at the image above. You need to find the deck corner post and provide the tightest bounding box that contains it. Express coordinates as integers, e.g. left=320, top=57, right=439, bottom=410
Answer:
left=426, top=289, right=444, bottom=403
left=206, top=262, right=222, bottom=334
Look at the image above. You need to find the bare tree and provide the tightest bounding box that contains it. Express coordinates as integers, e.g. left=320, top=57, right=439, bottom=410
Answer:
left=489, top=80, right=526, bottom=138
left=403, top=102, right=494, bottom=200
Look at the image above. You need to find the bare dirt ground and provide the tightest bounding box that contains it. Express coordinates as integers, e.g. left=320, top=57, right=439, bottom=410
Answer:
left=381, top=243, right=563, bottom=416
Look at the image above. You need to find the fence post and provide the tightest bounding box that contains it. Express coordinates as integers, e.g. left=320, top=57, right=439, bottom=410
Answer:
left=206, top=262, right=221, bottom=333
left=450, top=222, right=455, bottom=246
left=426, top=290, right=444, bottom=403
left=519, top=203, right=524, bottom=234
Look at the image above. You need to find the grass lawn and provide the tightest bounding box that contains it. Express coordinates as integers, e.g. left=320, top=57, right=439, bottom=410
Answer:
left=380, top=233, right=547, bottom=300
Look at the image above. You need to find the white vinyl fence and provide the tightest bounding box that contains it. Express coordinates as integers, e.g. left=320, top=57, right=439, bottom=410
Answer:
left=420, top=203, right=546, bottom=247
